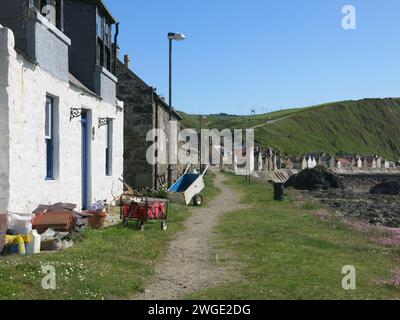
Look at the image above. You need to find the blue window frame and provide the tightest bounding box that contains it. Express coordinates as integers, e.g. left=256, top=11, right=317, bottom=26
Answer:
left=45, top=96, right=54, bottom=180
left=105, top=119, right=113, bottom=176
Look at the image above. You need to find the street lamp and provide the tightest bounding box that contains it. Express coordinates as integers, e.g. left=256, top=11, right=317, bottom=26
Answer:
left=168, top=32, right=186, bottom=187
left=199, top=116, right=207, bottom=169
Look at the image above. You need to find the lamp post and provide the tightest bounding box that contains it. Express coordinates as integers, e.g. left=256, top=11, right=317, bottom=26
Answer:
left=167, top=32, right=186, bottom=187
left=199, top=116, right=206, bottom=170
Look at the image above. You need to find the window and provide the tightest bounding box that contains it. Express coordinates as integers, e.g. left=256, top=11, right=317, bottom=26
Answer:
left=45, top=96, right=55, bottom=180
left=97, top=9, right=114, bottom=72
left=105, top=119, right=113, bottom=176
left=97, top=11, right=104, bottom=39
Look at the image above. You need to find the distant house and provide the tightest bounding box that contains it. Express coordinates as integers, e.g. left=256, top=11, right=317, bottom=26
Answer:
left=289, top=156, right=303, bottom=170
left=376, top=156, right=382, bottom=168
left=254, top=146, right=263, bottom=171
left=307, top=156, right=317, bottom=169
left=387, top=161, right=396, bottom=168
left=356, top=157, right=363, bottom=168
left=262, top=147, right=277, bottom=171
left=363, top=156, right=378, bottom=168
left=301, top=156, right=308, bottom=170
left=281, top=158, right=294, bottom=170
left=384, top=160, right=391, bottom=169
left=336, top=158, right=351, bottom=169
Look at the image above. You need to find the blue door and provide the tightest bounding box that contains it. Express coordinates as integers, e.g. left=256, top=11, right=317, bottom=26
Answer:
left=81, top=111, right=90, bottom=210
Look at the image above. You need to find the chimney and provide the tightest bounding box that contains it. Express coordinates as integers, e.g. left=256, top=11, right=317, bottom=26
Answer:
left=124, top=54, right=131, bottom=68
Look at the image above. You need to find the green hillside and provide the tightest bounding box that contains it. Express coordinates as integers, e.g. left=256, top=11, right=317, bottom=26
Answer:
left=179, top=98, right=400, bottom=159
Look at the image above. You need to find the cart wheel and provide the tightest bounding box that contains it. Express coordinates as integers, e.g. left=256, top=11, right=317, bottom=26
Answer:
left=137, top=221, right=145, bottom=231
left=193, top=194, right=203, bottom=206
left=123, top=219, right=129, bottom=228
left=161, top=221, right=168, bottom=231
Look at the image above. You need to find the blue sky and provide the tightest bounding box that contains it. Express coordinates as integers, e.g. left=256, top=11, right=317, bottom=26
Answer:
left=105, top=0, right=400, bottom=115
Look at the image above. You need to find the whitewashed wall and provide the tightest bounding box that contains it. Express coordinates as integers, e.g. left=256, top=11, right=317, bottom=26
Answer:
left=0, top=25, right=12, bottom=214
left=0, top=25, right=123, bottom=214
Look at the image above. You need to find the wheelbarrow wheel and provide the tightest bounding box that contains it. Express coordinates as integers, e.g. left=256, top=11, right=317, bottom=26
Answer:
left=137, top=221, right=145, bottom=231
left=193, top=194, right=203, bottom=206
left=161, top=221, right=168, bottom=231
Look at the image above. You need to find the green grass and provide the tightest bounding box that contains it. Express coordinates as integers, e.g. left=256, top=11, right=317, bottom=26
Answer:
left=202, top=171, right=220, bottom=206
left=180, top=98, right=400, bottom=159
left=187, top=174, right=400, bottom=300
left=0, top=175, right=219, bottom=300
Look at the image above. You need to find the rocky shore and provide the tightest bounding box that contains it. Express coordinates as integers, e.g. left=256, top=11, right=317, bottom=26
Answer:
left=309, top=175, right=400, bottom=228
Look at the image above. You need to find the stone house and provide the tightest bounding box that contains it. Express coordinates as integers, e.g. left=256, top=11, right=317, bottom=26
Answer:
left=363, top=156, right=378, bottom=168
left=307, top=156, right=317, bottom=169
left=254, top=146, right=263, bottom=171
left=356, top=157, right=363, bottom=168
left=0, top=0, right=124, bottom=213
left=336, top=158, right=351, bottom=169
left=115, top=57, right=185, bottom=190
left=262, top=147, right=279, bottom=171
left=281, top=158, right=294, bottom=170
left=289, top=156, right=303, bottom=170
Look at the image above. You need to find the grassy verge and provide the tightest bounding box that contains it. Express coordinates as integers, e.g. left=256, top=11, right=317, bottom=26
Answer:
left=202, top=170, right=220, bottom=207
left=0, top=174, right=219, bottom=300
left=188, top=173, right=400, bottom=300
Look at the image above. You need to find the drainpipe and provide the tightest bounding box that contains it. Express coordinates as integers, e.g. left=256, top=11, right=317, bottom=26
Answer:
left=153, top=88, right=159, bottom=190
left=59, top=0, right=64, bottom=32
left=113, top=22, right=120, bottom=74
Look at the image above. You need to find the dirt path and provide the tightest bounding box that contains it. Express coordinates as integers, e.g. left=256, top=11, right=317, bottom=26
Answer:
left=134, top=170, right=248, bottom=300
left=250, top=115, right=291, bottom=129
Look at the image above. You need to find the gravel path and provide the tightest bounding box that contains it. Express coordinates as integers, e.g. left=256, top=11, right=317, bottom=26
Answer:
left=134, top=170, right=248, bottom=300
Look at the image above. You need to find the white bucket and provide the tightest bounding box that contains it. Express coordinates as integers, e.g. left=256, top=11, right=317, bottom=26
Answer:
left=26, top=230, right=41, bottom=255
left=8, top=213, right=33, bottom=235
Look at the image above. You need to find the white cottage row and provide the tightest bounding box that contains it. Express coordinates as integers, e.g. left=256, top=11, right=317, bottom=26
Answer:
left=0, top=22, right=123, bottom=214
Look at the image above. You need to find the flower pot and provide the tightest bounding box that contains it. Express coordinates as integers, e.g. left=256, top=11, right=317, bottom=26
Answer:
left=87, top=211, right=107, bottom=230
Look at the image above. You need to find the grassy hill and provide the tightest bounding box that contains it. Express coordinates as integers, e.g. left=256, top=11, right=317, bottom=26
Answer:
left=179, top=98, right=400, bottom=159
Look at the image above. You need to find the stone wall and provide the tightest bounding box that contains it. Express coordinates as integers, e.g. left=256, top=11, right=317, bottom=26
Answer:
left=116, top=60, right=184, bottom=190
left=0, top=25, right=123, bottom=213
left=155, top=97, right=185, bottom=186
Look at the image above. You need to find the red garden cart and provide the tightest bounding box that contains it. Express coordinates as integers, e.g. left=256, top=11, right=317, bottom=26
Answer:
left=120, top=196, right=169, bottom=231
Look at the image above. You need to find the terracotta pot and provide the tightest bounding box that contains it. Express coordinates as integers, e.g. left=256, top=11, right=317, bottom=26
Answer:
left=87, top=211, right=107, bottom=230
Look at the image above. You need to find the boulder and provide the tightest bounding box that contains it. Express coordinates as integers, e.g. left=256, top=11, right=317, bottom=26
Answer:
left=370, top=180, right=400, bottom=195
left=285, top=166, right=343, bottom=190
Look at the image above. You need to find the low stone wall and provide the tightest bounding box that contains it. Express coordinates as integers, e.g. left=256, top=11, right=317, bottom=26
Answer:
left=332, top=167, right=400, bottom=176
left=253, top=169, right=299, bottom=183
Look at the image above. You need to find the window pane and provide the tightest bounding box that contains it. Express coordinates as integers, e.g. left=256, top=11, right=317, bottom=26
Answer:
left=45, top=97, right=52, bottom=139
left=45, top=96, right=54, bottom=180
left=97, top=12, right=104, bottom=39
left=106, top=120, right=113, bottom=176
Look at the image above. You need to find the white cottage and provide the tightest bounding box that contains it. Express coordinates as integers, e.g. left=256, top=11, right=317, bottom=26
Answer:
left=0, top=0, right=123, bottom=213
